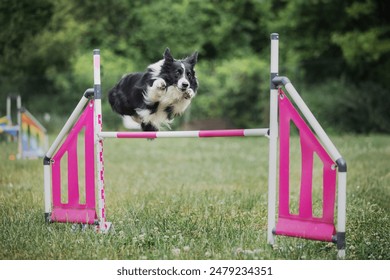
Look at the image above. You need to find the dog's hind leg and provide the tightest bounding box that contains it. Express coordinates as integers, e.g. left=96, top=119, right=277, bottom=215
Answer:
left=141, top=122, right=158, bottom=132
left=141, top=122, right=158, bottom=141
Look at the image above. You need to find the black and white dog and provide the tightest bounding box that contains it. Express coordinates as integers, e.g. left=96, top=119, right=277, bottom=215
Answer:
left=108, top=48, right=198, bottom=131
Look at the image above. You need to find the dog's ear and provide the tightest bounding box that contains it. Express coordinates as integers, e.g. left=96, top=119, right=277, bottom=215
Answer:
left=186, top=51, right=198, bottom=66
left=164, top=48, right=174, bottom=63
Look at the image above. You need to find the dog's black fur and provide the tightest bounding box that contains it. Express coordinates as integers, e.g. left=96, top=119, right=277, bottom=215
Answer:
left=108, top=48, right=198, bottom=131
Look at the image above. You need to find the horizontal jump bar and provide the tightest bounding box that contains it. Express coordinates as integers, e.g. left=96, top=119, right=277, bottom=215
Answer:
left=99, top=128, right=269, bottom=139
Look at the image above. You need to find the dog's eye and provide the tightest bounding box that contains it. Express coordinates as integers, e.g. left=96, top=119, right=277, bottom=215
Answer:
left=176, top=69, right=183, bottom=76
left=187, top=71, right=192, bottom=78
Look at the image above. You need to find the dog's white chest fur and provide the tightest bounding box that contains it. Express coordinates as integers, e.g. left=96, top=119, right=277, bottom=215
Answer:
left=134, top=79, right=194, bottom=129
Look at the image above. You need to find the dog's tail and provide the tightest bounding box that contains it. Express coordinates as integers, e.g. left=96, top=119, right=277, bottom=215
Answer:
left=108, top=87, right=126, bottom=116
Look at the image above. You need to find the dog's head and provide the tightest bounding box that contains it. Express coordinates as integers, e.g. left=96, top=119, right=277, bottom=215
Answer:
left=157, top=48, right=199, bottom=94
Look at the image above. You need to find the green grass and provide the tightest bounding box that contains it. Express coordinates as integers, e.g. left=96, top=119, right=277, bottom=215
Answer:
left=0, top=135, right=389, bottom=260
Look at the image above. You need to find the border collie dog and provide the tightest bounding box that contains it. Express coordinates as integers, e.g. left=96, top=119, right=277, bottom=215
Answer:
left=108, top=48, right=198, bottom=131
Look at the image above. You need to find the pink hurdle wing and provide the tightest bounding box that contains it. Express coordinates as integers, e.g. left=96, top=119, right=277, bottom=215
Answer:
left=275, top=89, right=337, bottom=242
left=51, top=101, right=97, bottom=224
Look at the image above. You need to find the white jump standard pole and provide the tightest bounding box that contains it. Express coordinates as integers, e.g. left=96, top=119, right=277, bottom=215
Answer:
left=93, top=49, right=112, bottom=233
left=267, top=33, right=279, bottom=245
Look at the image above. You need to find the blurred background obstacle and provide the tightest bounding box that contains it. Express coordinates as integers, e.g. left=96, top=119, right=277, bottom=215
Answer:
left=0, top=95, right=48, bottom=159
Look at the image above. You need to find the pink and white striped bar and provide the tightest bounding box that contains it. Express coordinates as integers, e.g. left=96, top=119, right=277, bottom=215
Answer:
left=99, top=128, right=269, bottom=139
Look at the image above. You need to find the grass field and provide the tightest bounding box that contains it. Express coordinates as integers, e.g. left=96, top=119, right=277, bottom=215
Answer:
left=0, top=134, right=389, bottom=260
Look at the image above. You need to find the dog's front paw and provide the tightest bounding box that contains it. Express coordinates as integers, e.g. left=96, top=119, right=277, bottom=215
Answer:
left=184, top=88, right=195, bottom=99
left=154, top=78, right=167, bottom=91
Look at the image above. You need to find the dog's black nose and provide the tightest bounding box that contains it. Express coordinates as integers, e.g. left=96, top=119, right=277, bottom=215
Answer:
left=182, top=82, right=189, bottom=88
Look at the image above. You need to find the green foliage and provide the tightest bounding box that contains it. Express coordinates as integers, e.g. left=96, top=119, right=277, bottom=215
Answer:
left=193, top=56, right=268, bottom=128
left=303, top=80, right=390, bottom=133
left=0, top=0, right=389, bottom=132
left=0, top=0, right=54, bottom=101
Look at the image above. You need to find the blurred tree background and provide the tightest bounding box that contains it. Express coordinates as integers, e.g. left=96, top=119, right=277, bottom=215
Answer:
left=0, top=0, right=389, bottom=133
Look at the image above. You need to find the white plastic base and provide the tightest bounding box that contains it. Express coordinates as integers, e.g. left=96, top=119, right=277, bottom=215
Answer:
left=337, top=249, right=346, bottom=259
left=97, top=222, right=113, bottom=234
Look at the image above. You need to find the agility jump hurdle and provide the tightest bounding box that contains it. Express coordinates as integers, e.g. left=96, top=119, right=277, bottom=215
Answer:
left=0, top=95, right=48, bottom=159
left=43, top=33, right=347, bottom=258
